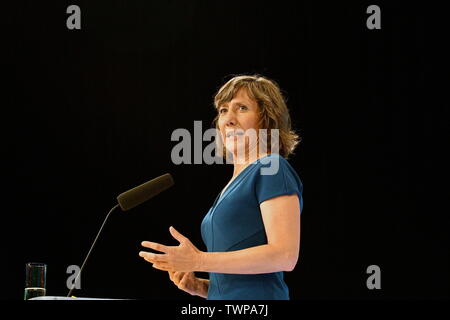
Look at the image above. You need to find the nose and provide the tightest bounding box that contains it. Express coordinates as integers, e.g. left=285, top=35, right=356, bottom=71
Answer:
left=223, top=109, right=237, bottom=128
left=226, top=119, right=236, bottom=127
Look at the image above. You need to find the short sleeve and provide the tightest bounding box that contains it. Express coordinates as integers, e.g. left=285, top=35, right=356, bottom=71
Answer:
left=254, top=155, right=303, bottom=212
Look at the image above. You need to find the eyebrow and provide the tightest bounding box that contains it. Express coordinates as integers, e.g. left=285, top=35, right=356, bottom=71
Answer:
left=219, top=100, right=249, bottom=109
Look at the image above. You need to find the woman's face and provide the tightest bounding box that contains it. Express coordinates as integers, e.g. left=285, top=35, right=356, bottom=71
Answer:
left=217, top=88, right=261, bottom=159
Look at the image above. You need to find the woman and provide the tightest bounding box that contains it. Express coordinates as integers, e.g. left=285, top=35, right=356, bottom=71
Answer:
left=139, top=75, right=303, bottom=300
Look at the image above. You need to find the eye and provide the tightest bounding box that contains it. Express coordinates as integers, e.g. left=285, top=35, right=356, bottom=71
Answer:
left=219, top=108, right=227, bottom=114
left=239, top=105, right=248, bottom=111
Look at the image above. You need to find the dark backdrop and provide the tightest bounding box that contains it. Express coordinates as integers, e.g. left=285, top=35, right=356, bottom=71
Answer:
left=2, top=0, right=448, bottom=300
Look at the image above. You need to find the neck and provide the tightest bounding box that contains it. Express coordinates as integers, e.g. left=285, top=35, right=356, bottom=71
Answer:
left=231, top=148, right=269, bottom=178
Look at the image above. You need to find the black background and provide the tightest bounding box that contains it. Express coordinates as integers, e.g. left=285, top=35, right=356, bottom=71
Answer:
left=2, top=0, right=448, bottom=302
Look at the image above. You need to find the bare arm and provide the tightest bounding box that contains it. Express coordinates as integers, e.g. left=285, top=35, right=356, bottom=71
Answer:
left=140, top=194, right=301, bottom=274
left=197, top=194, right=301, bottom=274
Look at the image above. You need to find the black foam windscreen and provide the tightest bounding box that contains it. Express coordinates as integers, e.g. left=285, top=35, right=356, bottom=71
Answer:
left=116, top=173, right=174, bottom=211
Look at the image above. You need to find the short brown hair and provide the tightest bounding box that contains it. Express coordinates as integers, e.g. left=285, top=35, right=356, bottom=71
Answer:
left=212, top=74, right=300, bottom=159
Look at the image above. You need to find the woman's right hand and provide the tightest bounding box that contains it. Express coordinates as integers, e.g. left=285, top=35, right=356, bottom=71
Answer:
left=168, top=271, right=208, bottom=298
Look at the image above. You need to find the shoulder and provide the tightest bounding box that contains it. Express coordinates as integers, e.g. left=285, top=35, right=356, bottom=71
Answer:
left=252, top=154, right=303, bottom=200
left=253, top=154, right=301, bottom=182
left=251, top=154, right=303, bottom=211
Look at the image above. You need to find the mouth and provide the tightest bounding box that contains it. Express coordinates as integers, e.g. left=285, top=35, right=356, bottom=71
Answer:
left=225, top=130, right=245, bottom=138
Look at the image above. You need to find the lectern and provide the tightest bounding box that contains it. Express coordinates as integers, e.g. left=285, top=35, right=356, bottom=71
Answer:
left=30, top=296, right=128, bottom=300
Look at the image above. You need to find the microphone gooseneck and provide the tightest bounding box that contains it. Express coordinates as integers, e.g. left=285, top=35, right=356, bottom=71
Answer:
left=67, top=204, right=120, bottom=297
left=66, top=173, right=174, bottom=298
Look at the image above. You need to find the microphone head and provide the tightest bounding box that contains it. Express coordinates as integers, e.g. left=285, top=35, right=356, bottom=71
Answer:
left=116, top=173, right=174, bottom=211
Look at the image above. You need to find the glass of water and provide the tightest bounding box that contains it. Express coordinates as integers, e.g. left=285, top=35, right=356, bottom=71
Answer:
left=24, top=262, right=47, bottom=300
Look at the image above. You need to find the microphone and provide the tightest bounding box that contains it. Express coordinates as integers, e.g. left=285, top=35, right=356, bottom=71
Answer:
left=117, top=173, right=174, bottom=211
left=67, top=173, right=174, bottom=297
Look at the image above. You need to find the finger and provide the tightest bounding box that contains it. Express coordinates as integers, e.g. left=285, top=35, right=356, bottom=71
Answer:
left=152, top=263, right=172, bottom=272
left=169, top=271, right=180, bottom=283
left=139, top=251, right=168, bottom=263
left=170, top=272, right=181, bottom=285
left=174, top=271, right=184, bottom=284
left=169, top=226, right=187, bottom=244
left=141, top=241, right=171, bottom=253
left=178, top=275, right=188, bottom=290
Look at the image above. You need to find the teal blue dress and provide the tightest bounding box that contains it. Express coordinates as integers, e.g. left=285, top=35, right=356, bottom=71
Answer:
left=201, top=154, right=303, bottom=300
